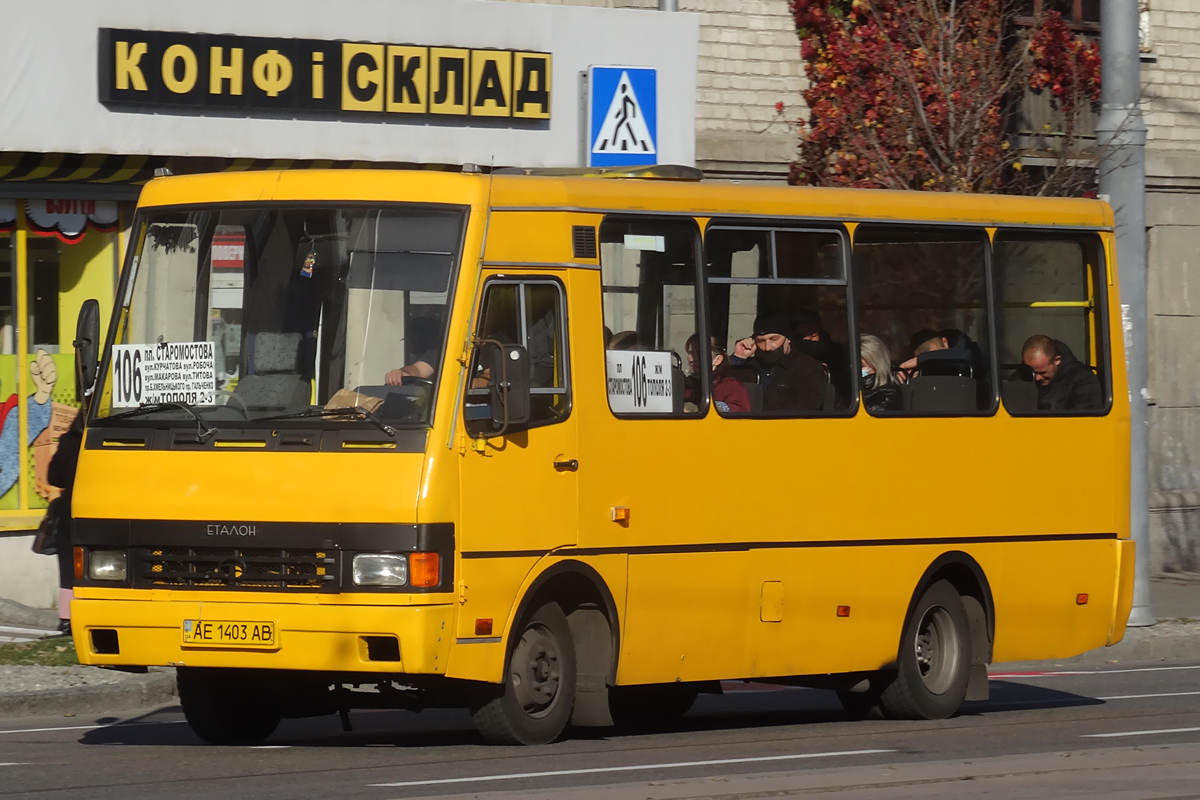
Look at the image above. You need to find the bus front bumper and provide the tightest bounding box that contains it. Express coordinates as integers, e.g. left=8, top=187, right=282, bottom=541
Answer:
left=70, top=597, right=455, bottom=674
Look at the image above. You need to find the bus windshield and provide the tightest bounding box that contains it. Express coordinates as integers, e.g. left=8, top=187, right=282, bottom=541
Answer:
left=94, top=204, right=467, bottom=428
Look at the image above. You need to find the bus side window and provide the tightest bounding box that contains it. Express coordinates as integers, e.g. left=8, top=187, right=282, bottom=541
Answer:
left=599, top=218, right=702, bottom=416
left=994, top=233, right=1110, bottom=416
left=465, top=279, right=570, bottom=434
left=853, top=226, right=994, bottom=416
left=705, top=225, right=854, bottom=416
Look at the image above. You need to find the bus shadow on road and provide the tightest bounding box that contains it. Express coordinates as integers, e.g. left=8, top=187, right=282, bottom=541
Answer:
left=77, top=682, right=1102, bottom=748
left=963, top=679, right=1104, bottom=714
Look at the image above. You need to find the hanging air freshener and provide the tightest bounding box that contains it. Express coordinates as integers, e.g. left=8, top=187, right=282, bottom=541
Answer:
left=301, top=247, right=316, bottom=278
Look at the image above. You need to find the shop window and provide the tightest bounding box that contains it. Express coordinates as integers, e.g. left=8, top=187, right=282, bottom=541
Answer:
left=853, top=226, right=994, bottom=415
left=465, top=279, right=570, bottom=434
left=994, top=232, right=1109, bottom=415
left=705, top=225, right=853, bottom=416
left=599, top=218, right=701, bottom=416
left=0, top=234, right=12, bottom=354
left=28, top=238, right=60, bottom=352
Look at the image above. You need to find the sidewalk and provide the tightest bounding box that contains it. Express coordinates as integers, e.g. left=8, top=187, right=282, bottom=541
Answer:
left=1, top=576, right=1200, bottom=719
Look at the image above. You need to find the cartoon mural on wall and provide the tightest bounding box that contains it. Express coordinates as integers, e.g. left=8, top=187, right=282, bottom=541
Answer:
left=0, top=351, right=78, bottom=503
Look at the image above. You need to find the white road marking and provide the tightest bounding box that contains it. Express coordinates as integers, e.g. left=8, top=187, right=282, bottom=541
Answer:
left=0, top=763, right=31, bottom=766
left=991, top=664, right=1200, bottom=679
left=249, top=745, right=291, bottom=749
left=0, top=721, right=185, bottom=735
left=1098, top=690, right=1200, bottom=701
left=1083, top=726, right=1200, bottom=739
left=369, top=749, right=896, bottom=788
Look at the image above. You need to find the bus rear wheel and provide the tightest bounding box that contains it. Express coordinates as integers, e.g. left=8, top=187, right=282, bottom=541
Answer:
left=471, top=601, right=576, bottom=745
left=878, top=579, right=970, bottom=720
left=177, top=667, right=281, bottom=746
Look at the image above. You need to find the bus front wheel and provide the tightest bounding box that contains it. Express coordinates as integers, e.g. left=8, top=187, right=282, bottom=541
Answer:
left=177, top=667, right=281, bottom=746
left=878, top=580, right=970, bottom=720
left=471, top=601, right=577, bottom=745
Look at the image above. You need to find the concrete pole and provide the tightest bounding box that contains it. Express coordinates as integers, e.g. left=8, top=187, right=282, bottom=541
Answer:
left=1097, top=0, right=1155, bottom=627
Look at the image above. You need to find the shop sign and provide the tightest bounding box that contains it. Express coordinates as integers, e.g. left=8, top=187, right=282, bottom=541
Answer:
left=98, top=29, right=552, bottom=122
left=24, top=199, right=119, bottom=244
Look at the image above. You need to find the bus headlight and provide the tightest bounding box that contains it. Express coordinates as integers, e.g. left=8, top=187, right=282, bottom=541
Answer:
left=352, top=554, right=408, bottom=587
left=88, top=550, right=127, bottom=581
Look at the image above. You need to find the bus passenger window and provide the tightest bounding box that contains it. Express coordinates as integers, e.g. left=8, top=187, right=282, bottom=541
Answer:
left=853, top=226, right=994, bottom=415
left=599, top=219, right=701, bottom=416
left=706, top=225, right=853, bottom=416
left=465, top=279, right=570, bottom=434
left=994, top=233, right=1109, bottom=415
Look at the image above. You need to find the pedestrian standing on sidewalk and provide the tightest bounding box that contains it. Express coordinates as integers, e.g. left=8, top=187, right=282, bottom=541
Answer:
left=47, top=407, right=85, bottom=636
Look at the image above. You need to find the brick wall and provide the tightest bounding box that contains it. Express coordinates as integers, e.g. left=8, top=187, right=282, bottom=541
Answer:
left=1142, top=0, right=1200, bottom=150
left=488, top=0, right=807, bottom=180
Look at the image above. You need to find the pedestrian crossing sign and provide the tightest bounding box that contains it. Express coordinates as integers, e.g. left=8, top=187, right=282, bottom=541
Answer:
left=587, top=66, right=657, bottom=167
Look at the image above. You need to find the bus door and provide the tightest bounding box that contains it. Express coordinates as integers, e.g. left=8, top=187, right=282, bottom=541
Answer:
left=457, top=272, right=578, bottom=638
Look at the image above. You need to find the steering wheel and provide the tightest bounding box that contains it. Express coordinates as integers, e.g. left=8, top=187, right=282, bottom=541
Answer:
left=400, top=377, right=434, bottom=391
left=214, top=389, right=250, bottom=419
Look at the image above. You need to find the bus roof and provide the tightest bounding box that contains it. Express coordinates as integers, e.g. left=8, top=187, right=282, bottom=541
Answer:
left=136, top=168, right=1114, bottom=230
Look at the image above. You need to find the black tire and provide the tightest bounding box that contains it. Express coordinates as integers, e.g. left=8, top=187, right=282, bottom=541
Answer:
left=178, top=667, right=281, bottom=746
left=471, top=601, right=576, bottom=745
left=609, top=684, right=699, bottom=730
left=878, top=579, right=971, bottom=720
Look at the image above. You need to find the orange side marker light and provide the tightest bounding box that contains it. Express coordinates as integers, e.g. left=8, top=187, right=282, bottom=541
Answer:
left=475, top=618, right=494, bottom=636
left=1076, top=593, right=1089, bottom=605
left=73, top=547, right=84, bottom=580
left=611, top=506, right=630, bottom=523
left=837, top=605, right=851, bottom=617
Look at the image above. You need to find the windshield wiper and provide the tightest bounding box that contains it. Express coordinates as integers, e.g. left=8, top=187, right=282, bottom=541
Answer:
left=258, top=406, right=397, bottom=436
left=104, top=402, right=219, bottom=440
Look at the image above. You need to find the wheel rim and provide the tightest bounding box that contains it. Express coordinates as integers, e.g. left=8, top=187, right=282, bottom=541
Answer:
left=509, top=622, right=562, bottom=718
left=913, top=604, right=961, bottom=695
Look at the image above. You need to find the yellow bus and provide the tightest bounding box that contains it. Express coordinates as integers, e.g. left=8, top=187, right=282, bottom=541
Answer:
left=69, top=167, right=1134, bottom=745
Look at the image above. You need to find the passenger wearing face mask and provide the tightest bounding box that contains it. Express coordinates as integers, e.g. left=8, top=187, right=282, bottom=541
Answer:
left=790, top=309, right=849, bottom=406
left=684, top=334, right=751, bottom=413
left=859, top=334, right=904, bottom=414
left=730, top=312, right=826, bottom=412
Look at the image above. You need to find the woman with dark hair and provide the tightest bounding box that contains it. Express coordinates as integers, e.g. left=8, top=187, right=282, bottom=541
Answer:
left=47, top=408, right=85, bottom=636
left=686, top=334, right=751, bottom=413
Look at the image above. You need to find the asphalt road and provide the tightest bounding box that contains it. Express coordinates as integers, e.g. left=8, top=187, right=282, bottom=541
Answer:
left=3, top=662, right=1200, bottom=799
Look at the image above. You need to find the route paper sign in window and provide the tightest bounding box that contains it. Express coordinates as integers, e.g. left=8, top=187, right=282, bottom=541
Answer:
left=111, top=342, right=216, bottom=408
left=606, top=350, right=673, bottom=414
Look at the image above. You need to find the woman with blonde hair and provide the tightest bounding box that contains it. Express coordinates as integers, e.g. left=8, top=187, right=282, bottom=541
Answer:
left=859, top=333, right=904, bottom=413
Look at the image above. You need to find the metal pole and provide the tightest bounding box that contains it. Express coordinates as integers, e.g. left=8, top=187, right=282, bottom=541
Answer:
left=659, top=0, right=678, bottom=10
left=1097, top=0, right=1154, bottom=627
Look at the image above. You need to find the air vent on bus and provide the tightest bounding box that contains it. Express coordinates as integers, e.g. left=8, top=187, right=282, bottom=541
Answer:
left=572, top=226, right=598, bottom=260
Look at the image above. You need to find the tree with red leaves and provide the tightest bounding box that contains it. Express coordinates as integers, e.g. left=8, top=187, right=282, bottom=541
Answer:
left=789, top=0, right=1101, bottom=195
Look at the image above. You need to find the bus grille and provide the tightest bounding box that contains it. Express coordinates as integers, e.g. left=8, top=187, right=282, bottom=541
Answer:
left=134, top=546, right=339, bottom=591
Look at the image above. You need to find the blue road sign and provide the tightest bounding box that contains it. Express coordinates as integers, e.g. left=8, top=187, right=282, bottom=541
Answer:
left=588, top=66, right=657, bottom=167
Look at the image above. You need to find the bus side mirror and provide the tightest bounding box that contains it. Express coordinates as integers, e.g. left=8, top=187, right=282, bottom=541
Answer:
left=485, top=342, right=531, bottom=429
left=74, top=299, right=101, bottom=402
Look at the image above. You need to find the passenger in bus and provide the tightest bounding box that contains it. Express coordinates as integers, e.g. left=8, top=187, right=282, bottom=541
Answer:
left=730, top=312, right=826, bottom=412
left=685, top=334, right=751, bottom=413
left=608, top=330, right=641, bottom=350
left=898, top=328, right=982, bottom=381
left=1021, top=335, right=1102, bottom=411
left=859, top=334, right=904, bottom=413
left=791, top=309, right=847, bottom=388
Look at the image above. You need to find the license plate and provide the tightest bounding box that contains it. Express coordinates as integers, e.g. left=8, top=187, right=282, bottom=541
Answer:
left=182, top=620, right=277, bottom=648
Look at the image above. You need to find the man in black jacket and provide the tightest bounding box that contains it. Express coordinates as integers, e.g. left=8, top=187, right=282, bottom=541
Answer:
left=730, top=312, right=827, bottom=412
left=1021, top=334, right=1102, bottom=411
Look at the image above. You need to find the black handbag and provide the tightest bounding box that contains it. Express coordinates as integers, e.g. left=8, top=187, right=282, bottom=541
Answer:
left=31, top=497, right=63, bottom=556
